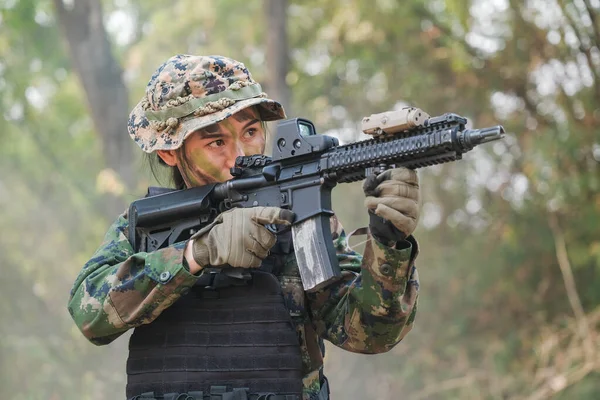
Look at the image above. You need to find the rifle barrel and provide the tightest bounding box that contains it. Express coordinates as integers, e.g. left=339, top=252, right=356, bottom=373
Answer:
left=460, top=126, right=505, bottom=147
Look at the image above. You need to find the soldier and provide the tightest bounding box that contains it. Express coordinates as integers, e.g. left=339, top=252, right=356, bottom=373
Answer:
left=68, top=54, right=421, bottom=400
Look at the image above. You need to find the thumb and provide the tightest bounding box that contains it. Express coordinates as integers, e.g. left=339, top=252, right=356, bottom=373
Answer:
left=252, top=207, right=296, bottom=226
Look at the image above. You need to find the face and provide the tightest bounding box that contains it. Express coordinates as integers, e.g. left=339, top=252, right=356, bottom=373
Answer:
left=158, top=107, right=266, bottom=187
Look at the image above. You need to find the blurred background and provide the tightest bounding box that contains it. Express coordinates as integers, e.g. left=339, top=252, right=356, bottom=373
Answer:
left=1, top=0, right=599, bottom=399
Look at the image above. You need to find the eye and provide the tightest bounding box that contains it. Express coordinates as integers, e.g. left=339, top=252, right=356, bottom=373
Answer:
left=243, top=128, right=259, bottom=139
left=208, top=139, right=225, bottom=148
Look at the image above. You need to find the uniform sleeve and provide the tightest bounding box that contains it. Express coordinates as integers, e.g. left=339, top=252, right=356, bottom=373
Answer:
left=67, top=213, right=200, bottom=345
left=306, top=216, right=419, bottom=354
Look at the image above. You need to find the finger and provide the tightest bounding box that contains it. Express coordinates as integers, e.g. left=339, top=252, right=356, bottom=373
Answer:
left=252, top=207, right=296, bottom=226
left=241, top=252, right=263, bottom=268
left=379, top=196, right=420, bottom=220
left=249, top=226, right=277, bottom=252
left=230, top=243, right=263, bottom=268
left=374, top=203, right=417, bottom=236
left=364, top=195, right=380, bottom=211
left=362, top=173, right=379, bottom=196
left=247, top=238, right=270, bottom=260
left=376, top=181, right=420, bottom=201
left=365, top=196, right=419, bottom=220
left=377, top=167, right=419, bottom=186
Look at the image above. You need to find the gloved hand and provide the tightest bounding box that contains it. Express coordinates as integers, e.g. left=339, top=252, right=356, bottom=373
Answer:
left=190, top=207, right=295, bottom=268
left=363, top=167, right=420, bottom=243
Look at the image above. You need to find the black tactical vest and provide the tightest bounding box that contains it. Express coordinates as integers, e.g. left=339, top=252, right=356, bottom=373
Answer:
left=125, top=237, right=304, bottom=399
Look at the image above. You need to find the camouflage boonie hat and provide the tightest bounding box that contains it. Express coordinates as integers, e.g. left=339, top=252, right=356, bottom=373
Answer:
left=128, top=54, right=286, bottom=153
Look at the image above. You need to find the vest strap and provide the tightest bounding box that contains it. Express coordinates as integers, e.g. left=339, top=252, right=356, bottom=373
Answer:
left=194, top=267, right=252, bottom=290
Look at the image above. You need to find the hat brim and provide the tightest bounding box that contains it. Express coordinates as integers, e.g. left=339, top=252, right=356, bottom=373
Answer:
left=128, top=97, right=286, bottom=153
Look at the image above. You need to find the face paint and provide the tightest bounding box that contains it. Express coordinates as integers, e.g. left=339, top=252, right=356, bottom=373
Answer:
left=183, top=146, right=229, bottom=184
left=175, top=148, right=214, bottom=188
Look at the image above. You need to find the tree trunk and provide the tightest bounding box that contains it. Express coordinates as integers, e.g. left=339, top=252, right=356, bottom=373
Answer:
left=264, top=0, right=291, bottom=115
left=52, top=0, right=134, bottom=192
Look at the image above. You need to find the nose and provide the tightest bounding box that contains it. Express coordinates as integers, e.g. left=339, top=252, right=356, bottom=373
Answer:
left=225, top=142, right=245, bottom=169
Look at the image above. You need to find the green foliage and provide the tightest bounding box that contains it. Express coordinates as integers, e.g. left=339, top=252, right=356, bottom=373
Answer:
left=1, top=0, right=599, bottom=398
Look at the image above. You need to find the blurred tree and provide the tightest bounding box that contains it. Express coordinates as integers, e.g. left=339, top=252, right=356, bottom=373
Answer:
left=53, top=0, right=132, bottom=182
left=53, top=0, right=133, bottom=215
left=0, top=1, right=134, bottom=398
left=264, top=0, right=291, bottom=115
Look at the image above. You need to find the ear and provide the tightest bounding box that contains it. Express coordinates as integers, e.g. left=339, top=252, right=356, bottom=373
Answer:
left=156, top=149, right=178, bottom=167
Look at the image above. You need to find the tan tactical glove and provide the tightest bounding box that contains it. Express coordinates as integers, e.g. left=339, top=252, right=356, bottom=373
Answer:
left=363, top=167, right=420, bottom=242
left=190, top=207, right=295, bottom=268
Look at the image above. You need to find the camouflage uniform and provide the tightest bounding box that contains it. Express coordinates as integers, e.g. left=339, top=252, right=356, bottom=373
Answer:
left=68, top=55, right=420, bottom=400
left=69, top=212, right=418, bottom=398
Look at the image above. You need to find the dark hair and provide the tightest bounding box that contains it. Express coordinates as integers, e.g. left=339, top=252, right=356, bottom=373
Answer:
left=145, top=152, right=186, bottom=190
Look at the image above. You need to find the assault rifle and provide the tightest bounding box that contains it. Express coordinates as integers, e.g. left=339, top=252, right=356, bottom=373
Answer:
left=128, top=108, right=504, bottom=292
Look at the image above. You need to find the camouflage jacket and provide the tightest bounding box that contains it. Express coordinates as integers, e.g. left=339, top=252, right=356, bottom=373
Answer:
left=68, top=212, right=420, bottom=400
